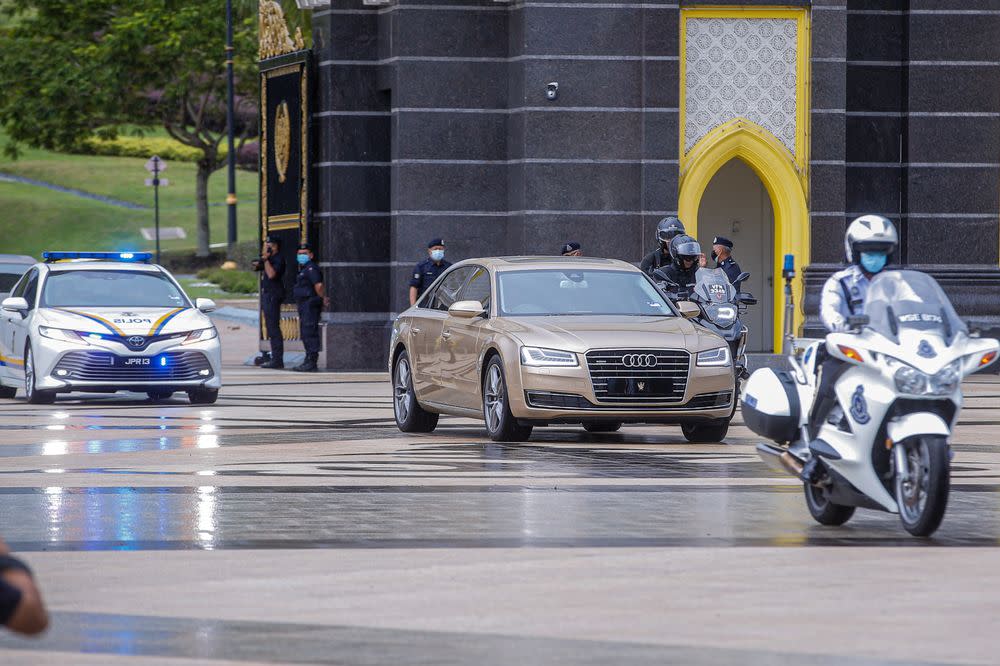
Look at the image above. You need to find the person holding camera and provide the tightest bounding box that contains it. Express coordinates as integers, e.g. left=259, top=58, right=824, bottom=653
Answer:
left=252, top=235, right=287, bottom=369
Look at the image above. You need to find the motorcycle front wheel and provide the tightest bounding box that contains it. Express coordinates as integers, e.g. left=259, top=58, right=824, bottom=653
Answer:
left=895, top=435, right=950, bottom=537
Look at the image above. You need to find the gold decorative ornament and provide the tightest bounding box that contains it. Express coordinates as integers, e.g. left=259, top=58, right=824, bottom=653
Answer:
left=274, top=100, right=291, bottom=183
left=259, top=0, right=304, bottom=60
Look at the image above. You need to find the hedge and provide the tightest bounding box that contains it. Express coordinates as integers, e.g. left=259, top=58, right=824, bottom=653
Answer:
left=74, top=136, right=259, bottom=169
left=195, top=267, right=258, bottom=294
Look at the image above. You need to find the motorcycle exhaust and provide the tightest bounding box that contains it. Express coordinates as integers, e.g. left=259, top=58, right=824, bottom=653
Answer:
left=756, top=442, right=805, bottom=477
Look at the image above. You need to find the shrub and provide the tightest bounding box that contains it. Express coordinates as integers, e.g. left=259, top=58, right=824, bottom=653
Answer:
left=74, top=135, right=205, bottom=162
left=216, top=269, right=258, bottom=294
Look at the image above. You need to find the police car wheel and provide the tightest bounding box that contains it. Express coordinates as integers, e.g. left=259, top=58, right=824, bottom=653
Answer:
left=680, top=418, right=729, bottom=443
left=187, top=388, right=218, bottom=405
left=0, top=383, right=15, bottom=399
left=393, top=351, right=438, bottom=433
left=24, top=345, right=55, bottom=405
left=483, top=356, right=532, bottom=443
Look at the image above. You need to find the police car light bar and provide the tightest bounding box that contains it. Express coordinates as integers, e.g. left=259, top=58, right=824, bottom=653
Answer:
left=43, top=251, right=154, bottom=263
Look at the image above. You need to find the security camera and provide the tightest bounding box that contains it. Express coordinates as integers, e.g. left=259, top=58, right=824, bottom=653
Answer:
left=545, top=82, right=559, bottom=101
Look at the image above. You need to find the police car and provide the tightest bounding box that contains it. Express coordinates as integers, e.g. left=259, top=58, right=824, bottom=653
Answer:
left=0, top=252, right=222, bottom=404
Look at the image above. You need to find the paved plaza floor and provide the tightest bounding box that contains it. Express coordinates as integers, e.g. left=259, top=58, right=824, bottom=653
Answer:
left=1, top=324, right=999, bottom=663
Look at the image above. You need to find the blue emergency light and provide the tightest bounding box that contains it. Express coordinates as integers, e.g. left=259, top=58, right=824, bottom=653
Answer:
left=43, top=251, right=153, bottom=263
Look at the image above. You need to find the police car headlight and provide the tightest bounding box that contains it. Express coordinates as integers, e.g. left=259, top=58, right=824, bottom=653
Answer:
left=181, top=328, right=218, bottom=345
left=696, top=346, right=731, bottom=367
left=38, top=326, right=88, bottom=345
left=520, top=347, right=578, bottom=367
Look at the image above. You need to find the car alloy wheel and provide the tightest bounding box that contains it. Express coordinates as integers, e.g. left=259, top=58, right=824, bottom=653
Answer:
left=24, top=348, right=33, bottom=401
left=484, top=363, right=504, bottom=434
left=394, top=357, right=412, bottom=423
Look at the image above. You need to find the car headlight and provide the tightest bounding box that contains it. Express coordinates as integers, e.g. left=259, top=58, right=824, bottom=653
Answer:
left=38, top=326, right=88, bottom=345
left=696, top=346, right=731, bottom=367
left=520, top=347, right=578, bottom=367
left=181, top=328, right=218, bottom=345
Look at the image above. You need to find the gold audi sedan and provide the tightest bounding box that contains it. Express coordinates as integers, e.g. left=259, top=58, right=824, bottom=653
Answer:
left=389, top=257, right=736, bottom=442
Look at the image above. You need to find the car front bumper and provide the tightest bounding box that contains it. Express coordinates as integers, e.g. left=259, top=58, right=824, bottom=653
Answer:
left=32, top=337, right=223, bottom=393
left=507, top=362, right=735, bottom=424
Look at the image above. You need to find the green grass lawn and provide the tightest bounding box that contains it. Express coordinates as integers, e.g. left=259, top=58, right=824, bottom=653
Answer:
left=0, top=129, right=259, bottom=258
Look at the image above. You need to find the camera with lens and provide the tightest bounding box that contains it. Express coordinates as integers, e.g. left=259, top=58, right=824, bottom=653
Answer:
left=251, top=245, right=274, bottom=272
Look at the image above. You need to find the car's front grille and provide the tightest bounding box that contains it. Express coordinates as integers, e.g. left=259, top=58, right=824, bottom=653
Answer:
left=53, top=351, right=212, bottom=382
left=586, top=349, right=690, bottom=403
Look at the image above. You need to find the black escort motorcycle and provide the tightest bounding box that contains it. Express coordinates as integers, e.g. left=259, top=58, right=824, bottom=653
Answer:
left=653, top=267, right=757, bottom=401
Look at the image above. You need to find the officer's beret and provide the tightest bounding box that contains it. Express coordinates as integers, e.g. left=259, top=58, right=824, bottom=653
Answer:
left=713, top=236, right=734, bottom=249
left=427, top=238, right=445, bottom=248
left=298, top=243, right=313, bottom=251
left=265, top=235, right=281, bottom=245
left=561, top=241, right=581, bottom=255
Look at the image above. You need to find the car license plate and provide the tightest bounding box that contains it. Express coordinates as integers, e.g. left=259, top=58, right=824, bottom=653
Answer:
left=116, top=356, right=151, bottom=367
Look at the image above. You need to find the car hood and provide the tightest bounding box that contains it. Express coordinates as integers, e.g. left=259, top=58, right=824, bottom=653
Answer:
left=37, top=306, right=210, bottom=337
left=494, top=315, right=722, bottom=352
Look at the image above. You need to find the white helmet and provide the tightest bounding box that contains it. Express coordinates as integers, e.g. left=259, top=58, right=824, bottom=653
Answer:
left=844, top=214, right=898, bottom=263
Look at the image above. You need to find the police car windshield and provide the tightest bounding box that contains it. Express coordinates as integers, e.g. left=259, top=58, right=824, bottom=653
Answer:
left=497, top=269, right=673, bottom=317
left=41, top=270, right=189, bottom=308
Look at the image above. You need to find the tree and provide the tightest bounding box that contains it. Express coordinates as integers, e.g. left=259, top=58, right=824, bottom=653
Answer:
left=0, top=1, right=262, bottom=257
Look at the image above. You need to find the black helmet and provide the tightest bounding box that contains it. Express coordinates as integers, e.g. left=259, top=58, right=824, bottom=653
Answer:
left=669, top=234, right=701, bottom=266
left=656, top=216, right=685, bottom=246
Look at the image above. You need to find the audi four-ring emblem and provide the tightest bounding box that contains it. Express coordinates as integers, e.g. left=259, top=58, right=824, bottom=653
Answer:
left=621, top=353, right=657, bottom=368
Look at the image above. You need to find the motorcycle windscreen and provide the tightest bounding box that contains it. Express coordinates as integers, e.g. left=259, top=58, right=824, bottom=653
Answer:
left=692, top=268, right=736, bottom=304
left=864, top=270, right=967, bottom=345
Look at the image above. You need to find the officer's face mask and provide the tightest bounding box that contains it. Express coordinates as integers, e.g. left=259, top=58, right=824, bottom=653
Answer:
left=859, top=251, right=887, bottom=274
left=710, top=251, right=718, bottom=261
left=430, top=249, right=445, bottom=262
left=296, top=253, right=309, bottom=265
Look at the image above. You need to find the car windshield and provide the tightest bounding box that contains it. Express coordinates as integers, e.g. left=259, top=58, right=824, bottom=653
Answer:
left=41, top=270, right=189, bottom=308
left=0, top=264, right=29, bottom=292
left=691, top=268, right=736, bottom=303
left=497, top=269, right=673, bottom=316
left=864, top=270, right=966, bottom=344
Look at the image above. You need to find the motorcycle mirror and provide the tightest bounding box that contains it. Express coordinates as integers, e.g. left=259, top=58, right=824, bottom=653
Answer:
left=652, top=268, right=672, bottom=282
left=846, top=314, right=870, bottom=331
left=734, top=271, right=751, bottom=285
left=738, top=293, right=757, bottom=305
left=676, top=301, right=699, bottom=319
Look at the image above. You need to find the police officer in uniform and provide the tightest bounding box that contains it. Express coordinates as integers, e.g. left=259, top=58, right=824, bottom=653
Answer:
left=641, top=216, right=686, bottom=276
left=660, top=234, right=702, bottom=297
left=292, top=244, right=328, bottom=373
left=560, top=242, right=582, bottom=257
left=801, top=214, right=898, bottom=482
left=253, top=235, right=286, bottom=369
left=711, top=236, right=742, bottom=285
left=409, top=238, right=451, bottom=306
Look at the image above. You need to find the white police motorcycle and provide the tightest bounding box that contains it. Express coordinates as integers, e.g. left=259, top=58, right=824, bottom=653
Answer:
left=742, top=270, right=998, bottom=537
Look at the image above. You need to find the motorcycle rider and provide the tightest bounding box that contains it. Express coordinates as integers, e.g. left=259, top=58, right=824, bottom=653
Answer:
left=640, top=216, right=686, bottom=276
left=658, top=234, right=702, bottom=298
left=801, top=214, right=899, bottom=482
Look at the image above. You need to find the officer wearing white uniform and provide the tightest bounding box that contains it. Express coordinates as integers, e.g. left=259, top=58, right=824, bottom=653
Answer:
left=802, top=214, right=898, bottom=482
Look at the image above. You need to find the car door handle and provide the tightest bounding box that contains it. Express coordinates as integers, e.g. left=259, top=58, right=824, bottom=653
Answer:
left=441, top=330, right=452, bottom=340
left=411, top=327, right=421, bottom=334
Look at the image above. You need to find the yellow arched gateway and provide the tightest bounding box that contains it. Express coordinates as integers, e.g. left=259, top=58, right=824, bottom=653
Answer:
left=678, top=6, right=811, bottom=353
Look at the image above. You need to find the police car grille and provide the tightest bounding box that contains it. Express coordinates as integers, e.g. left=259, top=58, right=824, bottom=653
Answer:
left=54, top=351, right=212, bottom=382
left=586, top=349, right=689, bottom=403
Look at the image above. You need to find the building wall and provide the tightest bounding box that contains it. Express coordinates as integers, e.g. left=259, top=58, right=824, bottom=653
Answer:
left=307, top=0, right=1000, bottom=369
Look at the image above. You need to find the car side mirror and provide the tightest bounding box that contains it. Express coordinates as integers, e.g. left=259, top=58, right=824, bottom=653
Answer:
left=676, top=300, right=700, bottom=319
left=195, top=298, right=217, bottom=313
left=448, top=300, right=486, bottom=319
left=1, top=297, right=28, bottom=313
left=738, top=293, right=757, bottom=305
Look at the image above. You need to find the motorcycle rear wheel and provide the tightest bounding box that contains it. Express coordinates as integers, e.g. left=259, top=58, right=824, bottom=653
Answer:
left=803, top=481, right=855, bottom=526
left=895, top=436, right=950, bottom=537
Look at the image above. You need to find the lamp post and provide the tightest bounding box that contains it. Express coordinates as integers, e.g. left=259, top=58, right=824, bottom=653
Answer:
left=225, top=0, right=237, bottom=253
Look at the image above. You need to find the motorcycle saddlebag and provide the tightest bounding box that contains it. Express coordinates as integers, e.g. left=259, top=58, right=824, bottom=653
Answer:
left=740, top=368, right=801, bottom=443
